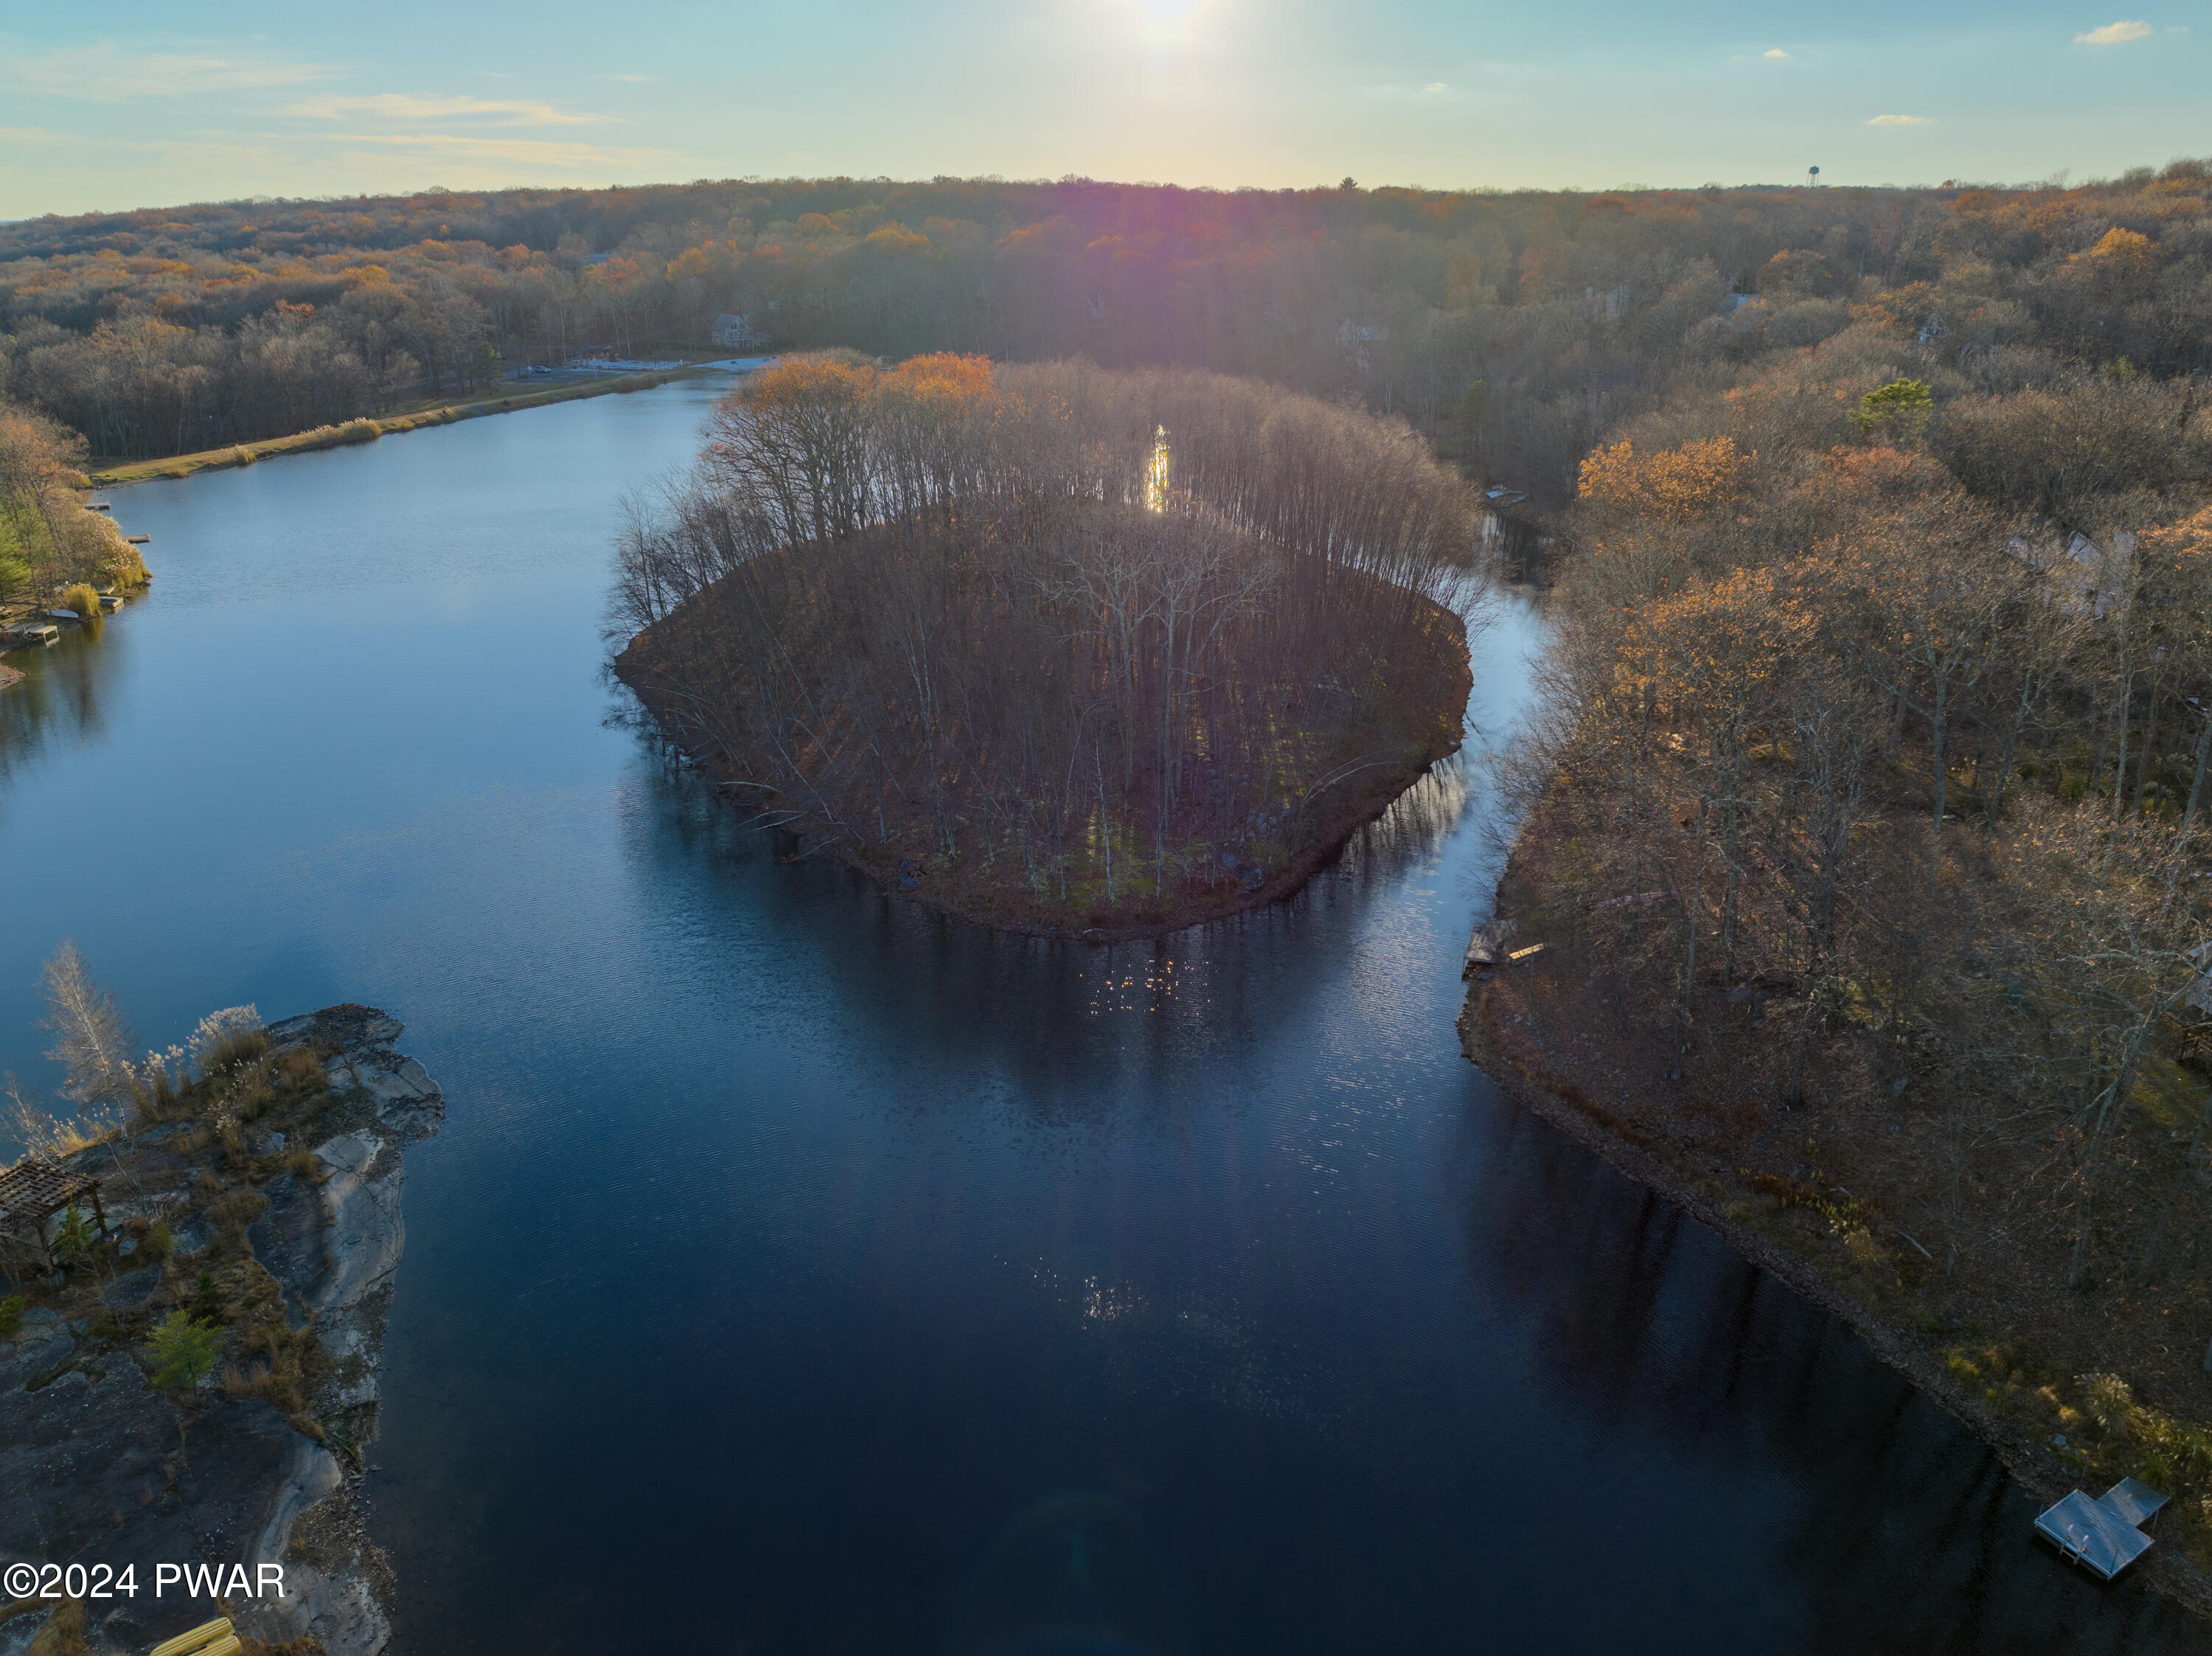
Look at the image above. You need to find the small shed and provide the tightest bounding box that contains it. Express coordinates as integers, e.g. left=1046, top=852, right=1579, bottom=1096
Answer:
left=0, top=1158, right=108, bottom=1268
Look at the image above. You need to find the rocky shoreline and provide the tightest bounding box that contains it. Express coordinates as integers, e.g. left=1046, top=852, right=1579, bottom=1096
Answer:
left=1, top=1007, right=441, bottom=1656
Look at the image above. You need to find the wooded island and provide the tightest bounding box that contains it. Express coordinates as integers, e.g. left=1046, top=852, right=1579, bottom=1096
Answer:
left=613, top=354, right=1480, bottom=934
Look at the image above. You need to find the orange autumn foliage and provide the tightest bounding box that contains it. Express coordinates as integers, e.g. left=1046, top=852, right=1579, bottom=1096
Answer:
left=1578, top=436, right=1750, bottom=522
left=2067, top=225, right=2160, bottom=275
left=1615, top=566, right=1812, bottom=725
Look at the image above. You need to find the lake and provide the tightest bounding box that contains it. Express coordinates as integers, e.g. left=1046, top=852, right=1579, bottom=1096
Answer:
left=0, top=377, right=2196, bottom=1653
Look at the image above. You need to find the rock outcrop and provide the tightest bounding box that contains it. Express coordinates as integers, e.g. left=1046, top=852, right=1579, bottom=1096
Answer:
left=0, top=1007, right=440, bottom=1656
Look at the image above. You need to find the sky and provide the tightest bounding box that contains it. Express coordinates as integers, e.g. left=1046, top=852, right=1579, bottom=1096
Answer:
left=0, top=1, right=2203, bottom=220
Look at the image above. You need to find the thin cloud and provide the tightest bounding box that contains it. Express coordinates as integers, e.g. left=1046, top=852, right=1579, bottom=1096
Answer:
left=286, top=93, right=618, bottom=125
left=1763, top=47, right=1790, bottom=59
left=1360, top=81, right=1459, bottom=100
left=0, top=125, right=66, bottom=145
left=0, top=41, right=333, bottom=102
left=2074, top=19, right=2152, bottom=44
left=329, top=132, right=684, bottom=168
left=1867, top=114, right=1933, bottom=125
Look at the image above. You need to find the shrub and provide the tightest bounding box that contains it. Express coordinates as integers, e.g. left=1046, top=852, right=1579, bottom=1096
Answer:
left=127, top=1046, right=189, bottom=1124
left=277, top=1048, right=325, bottom=1089
left=145, top=1310, right=223, bottom=1391
left=206, top=1183, right=268, bottom=1242
left=105, top=540, right=150, bottom=591
left=143, top=1221, right=174, bottom=1261
left=191, top=1005, right=265, bottom=1076
left=0, top=1293, right=26, bottom=1336
left=26, top=1592, right=89, bottom=1656
left=57, top=580, right=101, bottom=620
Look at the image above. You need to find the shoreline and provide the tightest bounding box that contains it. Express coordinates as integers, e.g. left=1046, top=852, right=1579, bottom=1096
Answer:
left=0, top=1006, right=442, bottom=1656
left=823, top=709, right=1471, bottom=944
left=87, top=366, right=717, bottom=487
left=617, top=596, right=1475, bottom=944
left=1455, top=855, right=2212, bottom=1624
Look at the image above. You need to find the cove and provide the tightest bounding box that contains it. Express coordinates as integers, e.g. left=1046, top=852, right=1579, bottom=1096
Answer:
left=0, top=376, right=2197, bottom=1654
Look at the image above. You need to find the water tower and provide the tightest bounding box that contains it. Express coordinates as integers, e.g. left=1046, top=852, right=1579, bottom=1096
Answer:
left=1807, top=164, right=1821, bottom=187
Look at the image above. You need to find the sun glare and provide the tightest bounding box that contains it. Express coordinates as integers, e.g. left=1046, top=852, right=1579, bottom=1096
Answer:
left=1137, top=0, right=1203, bottom=41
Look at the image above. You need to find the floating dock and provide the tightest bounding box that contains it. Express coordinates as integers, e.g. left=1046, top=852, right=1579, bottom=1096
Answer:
left=2036, top=1478, right=2168, bottom=1579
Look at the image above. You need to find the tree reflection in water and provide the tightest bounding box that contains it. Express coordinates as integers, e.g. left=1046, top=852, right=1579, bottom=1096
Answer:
left=0, top=622, right=112, bottom=800
left=1461, top=1101, right=2199, bottom=1654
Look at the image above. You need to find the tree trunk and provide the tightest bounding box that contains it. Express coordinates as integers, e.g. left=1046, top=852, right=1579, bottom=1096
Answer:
left=1982, top=669, right=2034, bottom=841
left=2110, top=666, right=2135, bottom=823
left=1927, top=679, right=1949, bottom=913
left=1785, top=995, right=1815, bottom=1109
left=2069, top=1034, right=2156, bottom=1290
left=2132, top=669, right=2164, bottom=818
left=2162, top=715, right=2212, bottom=914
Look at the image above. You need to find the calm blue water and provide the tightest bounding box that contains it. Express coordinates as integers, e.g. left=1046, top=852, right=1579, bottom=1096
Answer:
left=0, top=380, right=2199, bottom=1654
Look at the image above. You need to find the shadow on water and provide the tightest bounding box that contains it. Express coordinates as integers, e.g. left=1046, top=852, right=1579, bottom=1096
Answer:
left=1462, top=1103, right=2199, bottom=1654
left=624, top=740, right=1480, bottom=1125
left=0, top=620, right=114, bottom=799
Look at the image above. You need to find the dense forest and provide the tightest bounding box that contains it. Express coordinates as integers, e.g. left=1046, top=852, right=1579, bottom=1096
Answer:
left=613, top=353, right=1475, bottom=933
left=1464, top=171, right=2212, bottom=1567
left=6, top=161, right=2212, bottom=1534
left=4, top=164, right=2212, bottom=466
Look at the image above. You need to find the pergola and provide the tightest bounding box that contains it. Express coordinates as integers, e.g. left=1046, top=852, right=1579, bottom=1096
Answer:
left=0, top=1158, right=108, bottom=1269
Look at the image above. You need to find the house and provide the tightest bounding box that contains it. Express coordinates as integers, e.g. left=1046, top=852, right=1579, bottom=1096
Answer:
left=712, top=313, right=765, bottom=349
left=2008, top=529, right=2135, bottom=619
left=1335, top=319, right=1389, bottom=373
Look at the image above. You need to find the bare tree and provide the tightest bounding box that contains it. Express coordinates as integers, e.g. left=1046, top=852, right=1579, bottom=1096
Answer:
left=38, top=942, right=136, bottom=1109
